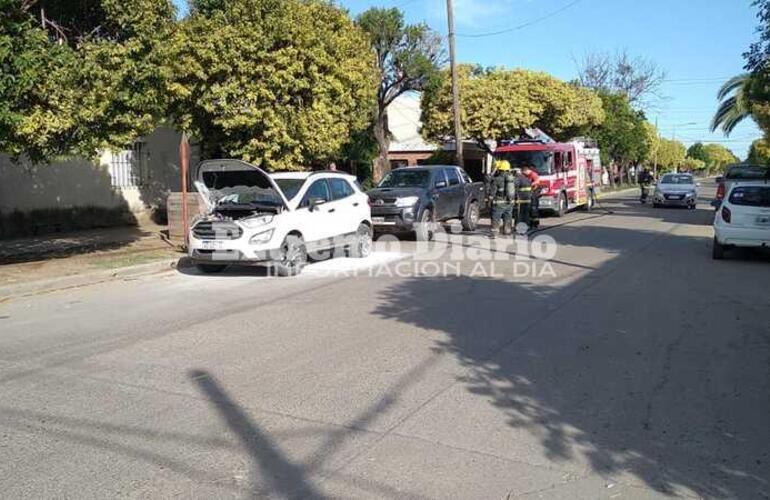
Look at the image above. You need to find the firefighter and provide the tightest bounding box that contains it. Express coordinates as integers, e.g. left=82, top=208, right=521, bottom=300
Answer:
left=521, top=164, right=541, bottom=228
left=514, top=166, right=533, bottom=232
left=488, top=160, right=516, bottom=238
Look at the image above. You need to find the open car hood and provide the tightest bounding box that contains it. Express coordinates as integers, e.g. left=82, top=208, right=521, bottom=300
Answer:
left=194, top=159, right=289, bottom=212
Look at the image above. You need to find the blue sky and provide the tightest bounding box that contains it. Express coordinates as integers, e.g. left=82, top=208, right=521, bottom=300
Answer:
left=174, top=0, right=763, bottom=158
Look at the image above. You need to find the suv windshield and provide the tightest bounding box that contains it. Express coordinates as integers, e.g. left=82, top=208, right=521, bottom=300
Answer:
left=378, top=169, right=431, bottom=188
left=729, top=186, right=770, bottom=207
left=273, top=178, right=305, bottom=200
left=496, top=151, right=554, bottom=175
left=661, top=174, right=694, bottom=185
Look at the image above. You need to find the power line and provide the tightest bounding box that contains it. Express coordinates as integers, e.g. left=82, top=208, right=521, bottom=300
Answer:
left=456, top=0, right=584, bottom=39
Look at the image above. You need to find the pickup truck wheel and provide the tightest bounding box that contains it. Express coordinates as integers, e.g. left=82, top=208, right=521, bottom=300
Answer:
left=274, top=235, right=307, bottom=276
left=349, top=224, right=373, bottom=258
left=461, top=201, right=480, bottom=232
left=416, top=209, right=435, bottom=241
left=195, top=263, right=227, bottom=274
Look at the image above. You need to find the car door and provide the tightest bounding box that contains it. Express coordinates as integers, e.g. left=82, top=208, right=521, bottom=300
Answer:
left=328, top=177, right=359, bottom=236
left=431, top=169, right=452, bottom=220
left=298, top=179, right=335, bottom=247
left=443, top=167, right=464, bottom=217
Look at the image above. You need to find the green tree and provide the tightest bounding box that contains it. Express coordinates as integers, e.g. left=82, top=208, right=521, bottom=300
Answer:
left=681, top=157, right=706, bottom=172
left=167, top=0, right=377, bottom=170
left=702, top=143, right=739, bottom=171
left=656, top=138, right=686, bottom=172
left=0, top=0, right=176, bottom=162
left=421, top=65, right=604, bottom=149
left=356, top=8, right=443, bottom=181
left=748, top=137, right=770, bottom=164
left=587, top=92, right=649, bottom=184
left=687, top=142, right=707, bottom=163
left=711, top=74, right=757, bottom=135
left=0, top=0, right=78, bottom=161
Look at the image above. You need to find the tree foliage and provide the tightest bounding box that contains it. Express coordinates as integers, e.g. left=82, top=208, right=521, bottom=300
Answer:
left=748, top=137, right=770, bottom=164
left=686, top=142, right=707, bottom=163
left=166, top=0, right=377, bottom=170
left=587, top=92, right=649, bottom=168
left=0, top=0, right=175, bottom=162
left=702, top=143, right=739, bottom=169
left=356, top=7, right=444, bottom=180
left=681, top=157, right=705, bottom=172
left=421, top=65, right=604, bottom=148
left=656, top=138, right=686, bottom=171
left=576, top=50, right=665, bottom=108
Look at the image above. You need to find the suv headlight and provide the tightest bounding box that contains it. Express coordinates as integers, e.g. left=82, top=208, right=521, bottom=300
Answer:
left=241, top=215, right=274, bottom=229
left=395, top=196, right=419, bottom=208
left=249, top=229, right=274, bottom=245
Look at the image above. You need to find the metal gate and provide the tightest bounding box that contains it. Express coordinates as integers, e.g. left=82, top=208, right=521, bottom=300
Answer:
left=108, top=141, right=148, bottom=189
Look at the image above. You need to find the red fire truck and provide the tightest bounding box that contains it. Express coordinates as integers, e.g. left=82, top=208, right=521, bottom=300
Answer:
left=494, top=137, right=602, bottom=217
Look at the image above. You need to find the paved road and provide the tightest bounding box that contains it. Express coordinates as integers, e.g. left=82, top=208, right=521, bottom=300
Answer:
left=1, top=183, right=768, bottom=499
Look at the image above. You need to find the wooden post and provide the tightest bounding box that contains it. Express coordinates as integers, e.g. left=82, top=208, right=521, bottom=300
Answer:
left=180, top=133, right=190, bottom=248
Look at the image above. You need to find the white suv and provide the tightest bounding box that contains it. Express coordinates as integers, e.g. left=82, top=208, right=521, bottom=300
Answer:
left=713, top=180, right=770, bottom=260
left=189, top=160, right=372, bottom=276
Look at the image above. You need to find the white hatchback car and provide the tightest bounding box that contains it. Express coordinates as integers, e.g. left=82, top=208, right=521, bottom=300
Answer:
left=189, top=160, right=372, bottom=275
left=713, top=181, right=770, bottom=260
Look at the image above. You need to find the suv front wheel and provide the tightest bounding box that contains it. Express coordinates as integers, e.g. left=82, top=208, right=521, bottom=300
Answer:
left=348, top=224, right=373, bottom=258
left=274, top=234, right=307, bottom=276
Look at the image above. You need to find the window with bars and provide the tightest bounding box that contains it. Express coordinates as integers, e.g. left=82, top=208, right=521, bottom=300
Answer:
left=108, top=141, right=148, bottom=189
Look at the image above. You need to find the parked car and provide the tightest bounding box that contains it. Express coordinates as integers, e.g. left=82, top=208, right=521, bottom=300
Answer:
left=652, top=173, right=699, bottom=209
left=712, top=164, right=770, bottom=209
left=712, top=180, right=770, bottom=259
left=366, top=165, right=485, bottom=240
left=189, top=160, right=372, bottom=276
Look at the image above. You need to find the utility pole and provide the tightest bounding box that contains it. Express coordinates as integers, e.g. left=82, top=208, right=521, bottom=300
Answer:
left=446, top=0, right=463, bottom=167
left=653, top=116, right=658, bottom=178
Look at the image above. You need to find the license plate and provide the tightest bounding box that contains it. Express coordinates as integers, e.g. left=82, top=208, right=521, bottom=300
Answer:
left=201, top=240, right=225, bottom=250
left=756, top=216, right=770, bottom=225
left=666, top=195, right=682, bottom=200
left=372, top=217, right=386, bottom=224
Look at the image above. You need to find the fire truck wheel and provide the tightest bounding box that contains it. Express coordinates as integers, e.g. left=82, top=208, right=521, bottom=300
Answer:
left=556, top=193, right=568, bottom=217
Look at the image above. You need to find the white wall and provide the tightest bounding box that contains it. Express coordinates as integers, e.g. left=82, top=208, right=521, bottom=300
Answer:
left=0, top=127, right=195, bottom=215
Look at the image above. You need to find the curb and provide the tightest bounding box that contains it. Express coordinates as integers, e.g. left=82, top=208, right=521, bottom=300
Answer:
left=596, top=186, right=639, bottom=199
left=0, top=258, right=183, bottom=302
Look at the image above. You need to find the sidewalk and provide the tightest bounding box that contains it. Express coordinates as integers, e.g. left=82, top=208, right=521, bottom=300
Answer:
left=0, top=223, right=184, bottom=299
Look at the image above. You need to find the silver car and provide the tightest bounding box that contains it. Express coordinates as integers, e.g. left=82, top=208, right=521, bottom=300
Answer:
left=653, top=173, right=699, bottom=209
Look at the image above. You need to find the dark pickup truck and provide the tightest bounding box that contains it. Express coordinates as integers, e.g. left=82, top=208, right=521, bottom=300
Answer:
left=367, top=165, right=486, bottom=240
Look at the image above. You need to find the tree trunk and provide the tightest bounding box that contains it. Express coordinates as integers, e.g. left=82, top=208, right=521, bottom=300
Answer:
left=608, top=162, right=616, bottom=189
left=373, top=107, right=391, bottom=183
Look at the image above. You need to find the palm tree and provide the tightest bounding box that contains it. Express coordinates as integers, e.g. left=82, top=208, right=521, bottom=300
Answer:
left=711, top=74, right=754, bottom=135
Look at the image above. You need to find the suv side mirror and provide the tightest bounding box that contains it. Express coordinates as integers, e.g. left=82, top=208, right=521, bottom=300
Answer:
left=435, top=180, right=448, bottom=189
left=308, top=197, right=326, bottom=211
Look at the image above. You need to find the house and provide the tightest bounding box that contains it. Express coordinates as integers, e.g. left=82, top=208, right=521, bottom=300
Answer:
left=387, top=95, right=495, bottom=182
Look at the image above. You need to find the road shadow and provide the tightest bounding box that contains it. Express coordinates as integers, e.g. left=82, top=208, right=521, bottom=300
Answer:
left=372, top=222, right=770, bottom=498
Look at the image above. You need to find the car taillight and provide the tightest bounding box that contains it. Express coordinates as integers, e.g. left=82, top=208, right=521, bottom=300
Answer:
left=721, top=206, right=731, bottom=223
left=716, top=183, right=725, bottom=200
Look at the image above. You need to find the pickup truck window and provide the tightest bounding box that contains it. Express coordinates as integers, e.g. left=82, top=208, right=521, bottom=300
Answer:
left=461, top=170, right=472, bottom=184
left=445, top=168, right=461, bottom=186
